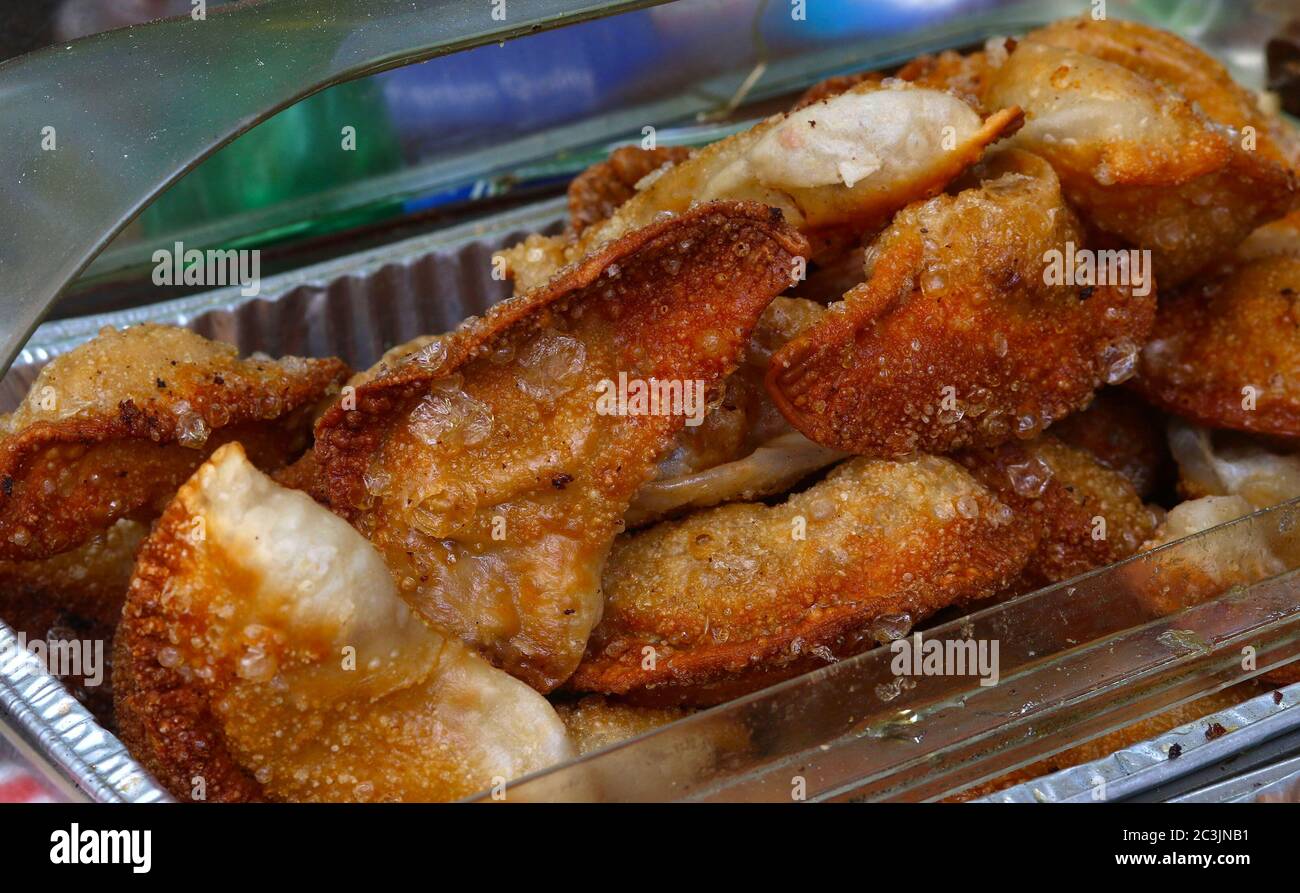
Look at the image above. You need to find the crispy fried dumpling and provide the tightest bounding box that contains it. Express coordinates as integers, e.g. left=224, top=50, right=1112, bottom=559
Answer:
left=986, top=26, right=1298, bottom=286
left=312, top=203, right=807, bottom=692
left=959, top=436, right=1159, bottom=589
left=1132, top=251, right=1300, bottom=438
left=571, top=455, right=1035, bottom=706
left=769, top=150, right=1156, bottom=457
left=893, top=45, right=1000, bottom=108
left=792, top=71, right=883, bottom=110
left=0, top=518, right=145, bottom=630
left=502, top=80, right=1021, bottom=292
left=542, top=694, right=751, bottom=801
left=0, top=325, right=348, bottom=561
left=113, top=443, right=572, bottom=803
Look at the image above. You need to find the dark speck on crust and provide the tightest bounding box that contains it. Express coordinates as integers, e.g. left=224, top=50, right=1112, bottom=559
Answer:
left=551, top=473, right=574, bottom=490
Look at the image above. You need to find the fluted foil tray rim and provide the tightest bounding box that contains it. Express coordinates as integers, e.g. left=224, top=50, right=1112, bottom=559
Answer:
left=0, top=623, right=168, bottom=802
left=979, top=681, right=1300, bottom=802
left=17, top=196, right=569, bottom=366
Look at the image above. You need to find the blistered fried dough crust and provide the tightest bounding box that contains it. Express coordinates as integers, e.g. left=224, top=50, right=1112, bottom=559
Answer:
left=630, top=298, right=843, bottom=526
left=568, top=145, right=693, bottom=235
left=1050, top=389, right=1170, bottom=498
left=630, top=301, right=844, bottom=526
left=554, top=695, right=692, bottom=756
left=1237, top=211, right=1300, bottom=262
left=986, top=39, right=1298, bottom=286
left=628, top=431, right=845, bottom=528
left=769, top=150, right=1156, bottom=457
left=502, top=81, right=1021, bottom=293
left=793, top=49, right=993, bottom=113
left=0, top=519, right=145, bottom=630
left=893, top=49, right=996, bottom=109
left=313, top=203, right=807, bottom=692
left=959, top=436, right=1158, bottom=588
left=571, top=456, right=1035, bottom=706
left=1131, top=254, right=1300, bottom=438
left=114, top=444, right=572, bottom=803
left=0, top=519, right=145, bottom=724
left=791, top=71, right=882, bottom=110
left=0, top=325, right=348, bottom=561
left=1029, top=17, right=1300, bottom=168
left=649, top=299, right=818, bottom=481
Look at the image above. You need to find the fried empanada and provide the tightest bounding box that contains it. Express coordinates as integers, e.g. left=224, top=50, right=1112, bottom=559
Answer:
left=502, top=80, right=1021, bottom=292
left=0, top=325, right=348, bottom=561
left=543, top=694, right=752, bottom=801
left=769, top=150, right=1156, bottom=457
left=791, top=71, right=883, bottom=111
left=113, top=443, right=573, bottom=803
left=1132, top=252, right=1300, bottom=438
left=1153, top=423, right=1300, bottom=644
left=986, top=29, right=1298, bottom=286
left=959, top=436, right=1159, bottom=589
left=571, top=455, right=1035, bottom=706
left=0, top=518, right=145, bottom=630
left=1049, top=389, right=1171, bottom=498
left=312, top=203, right=807, bottom=692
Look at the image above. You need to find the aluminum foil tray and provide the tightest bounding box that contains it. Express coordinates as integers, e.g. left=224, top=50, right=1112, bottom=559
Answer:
left=3, top=195, right=1300, bottom=803
left=981, top=682, right=1300, bottom=803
